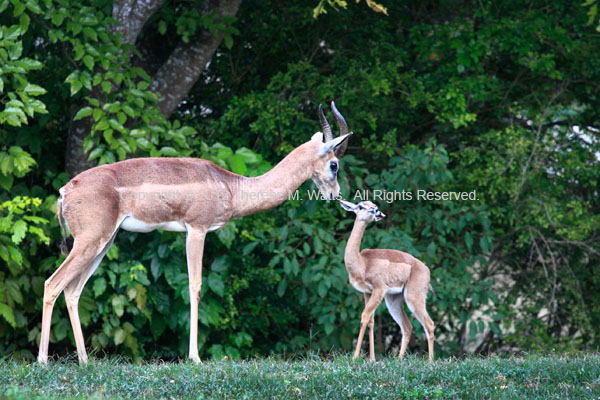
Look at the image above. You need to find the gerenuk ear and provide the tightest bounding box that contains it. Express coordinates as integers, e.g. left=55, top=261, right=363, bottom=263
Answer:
left=311, top=131, right=324, bottom=142
left=318, top=133, right=353, bottom=157
left=339, top=199, right=357, bottom=212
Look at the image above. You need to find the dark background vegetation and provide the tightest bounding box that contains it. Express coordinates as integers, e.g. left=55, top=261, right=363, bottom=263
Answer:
left=0, top=0, right=599, bottom=361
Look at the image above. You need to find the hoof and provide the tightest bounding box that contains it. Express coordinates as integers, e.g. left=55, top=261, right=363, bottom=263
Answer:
left=189, top=355, right=201, bottom=364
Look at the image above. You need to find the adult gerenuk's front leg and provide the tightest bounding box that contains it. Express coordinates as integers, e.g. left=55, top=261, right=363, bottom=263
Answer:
left=186, top=226, right=207, bottom=362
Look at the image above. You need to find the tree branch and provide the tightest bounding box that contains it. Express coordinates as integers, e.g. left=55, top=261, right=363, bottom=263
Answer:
left=112, top=0, right=166, bottom=45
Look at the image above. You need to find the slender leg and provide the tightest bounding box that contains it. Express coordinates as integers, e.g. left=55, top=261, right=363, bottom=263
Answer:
left=405, top=292, right=435, bottom=362
left=63, top=234, right=116, bottom=364
left=353, top=289, right=384, bottom=360
left=38, top=237, right=104, bottom=364
left=384, top=293, right=413, bottom=359
left=363, top=293, right=376, bottom=361
left=186, top=226, right=207, bottom=363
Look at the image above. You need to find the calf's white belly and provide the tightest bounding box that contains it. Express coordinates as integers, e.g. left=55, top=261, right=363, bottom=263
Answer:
left=351, top=281, right=373, bottom=293
left=350, top=281, right=405, bottom=295
left=385, top=286, right=404, bottom=295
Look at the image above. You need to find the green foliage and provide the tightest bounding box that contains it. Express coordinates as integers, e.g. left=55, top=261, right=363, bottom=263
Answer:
left=156, top=6, right=240, bottom=48
left=0, top=194, right=50, bottom=333
left=313, top=0, right=388, bottom=18
left=0, top=0, right=52, bottom=347
left=584, top=0, right=600, bottom=31
left=0, top=7, right=47, bottom=127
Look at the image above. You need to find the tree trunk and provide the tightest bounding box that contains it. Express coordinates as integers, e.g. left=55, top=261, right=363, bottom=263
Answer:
left=65, top=108, right=96, bottom=177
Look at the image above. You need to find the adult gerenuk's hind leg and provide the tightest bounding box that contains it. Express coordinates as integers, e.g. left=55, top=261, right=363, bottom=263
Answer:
left=62, top=232, right=118, bottom=363
left=39, top=193, right=120, bottom=364
left=38, top=235, right=108, bottom=363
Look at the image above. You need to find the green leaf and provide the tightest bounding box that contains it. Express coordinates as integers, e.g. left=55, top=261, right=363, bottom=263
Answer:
left=0, top=173, right=13, bottom=190
left=92, top=108, right=103, bottom=121
left=73, top=107, right=93, bottom=121
left=11, top=220, right=27, bottom=244
left=19, top=13, right=29, bottom=31
left=4, top=25, right=21, bottom=41
left=24, top=83, right=46, bottom=96
left=0, top=303, right=16, bottom=327
left=136, top=138, right=150, bottom=150
left=6, top=280, right=23, bottom=305
left=228, top=154, right=246, bottom=175
left=211, top=255, right=229, bottom=272
left=70, top=80, right=83, bottom=96
left=151, top=257, right=162, bottom=280
left=13, top=1, right=26, bottom=16
left=464, top=232, right=473, bottom=251
left=224, top=34, right=233, bottom=49
left=101, top=81, right=111, bottom=94
left=235, top=147, right=260, bottom=164
left=277, top=279, right=287, bottom=297
left=107, top=244, right=119, bottom=260
left=427, top=241, right=436, bottom=256
left=217, top=223, right=236, bottom=248
left=95, top=118, right=109, bottom=131
left=83, top=27, right=98, bottom=41
left=83, top=55, right=94, bottom=70
left=317, top=281, right=327, bottom=297
left=51, top=11, right=64, bottom=26
left=114, top=328, right=126, bottom=345
left=480, top=237, right=489, bottom=253
left=208, top=272, right=224, bottom=296
left=87, top=147, right=103, bottom=161
left=158, top=20, right=167, bottom=35
left=243, top=242, right=258, bottom=255
left=93, top=278, right=107, bottom=297
left=53, top=318, right=69, bottom=341
left=469, top=320, right=477, bottom=339
left=112, top=296, right=124, bottom=317
left=159, top=147, right=178, bottom=157
left=16, top=58, right=43, bottom=70
left=7, top=246, right=22, bottom=264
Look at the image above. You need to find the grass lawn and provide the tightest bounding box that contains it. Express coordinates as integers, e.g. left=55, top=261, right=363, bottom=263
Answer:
left=0, top=353, right=598, bottom=399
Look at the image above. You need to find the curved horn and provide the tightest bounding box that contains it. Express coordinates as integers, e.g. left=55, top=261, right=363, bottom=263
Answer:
left=318, top=104, right=333, bottom=142
left=331, top=101, right=349, bottom=156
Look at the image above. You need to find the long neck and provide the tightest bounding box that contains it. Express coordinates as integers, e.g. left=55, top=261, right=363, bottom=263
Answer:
left=344, top=219, right=367, bottom=278
left=230, top=144, right=315, bottom=217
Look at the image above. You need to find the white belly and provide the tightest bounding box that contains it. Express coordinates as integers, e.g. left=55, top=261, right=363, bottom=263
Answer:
left=120, top=216, right=187, bottom=233
left=385, top=286, right=405, bottom=295
left=207, top=223, right=225, bottom=232
left=351, top=280, right=373, bottom=293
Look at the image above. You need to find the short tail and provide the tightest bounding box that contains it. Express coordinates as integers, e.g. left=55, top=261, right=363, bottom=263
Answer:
left=57, top=198, right=69, bottom=255
left=428, top=284, right=436, bottom=296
